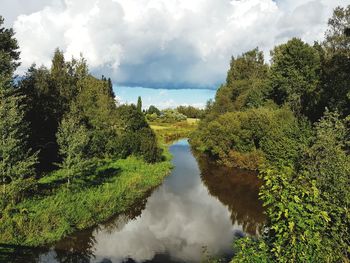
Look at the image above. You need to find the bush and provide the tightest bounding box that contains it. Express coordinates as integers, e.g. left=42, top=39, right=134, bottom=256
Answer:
left=191, top=107, right=311, bottom=169
left=158, top=109, right=187, bottom=123
left=233, top=166, right=337, bottom=263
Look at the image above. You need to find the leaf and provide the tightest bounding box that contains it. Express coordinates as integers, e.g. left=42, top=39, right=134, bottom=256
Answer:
left=288, top=221, right=295, bottom=232
left=293, top=195, right=301, bottom=203
left=320, top=211, right=331, bottom=223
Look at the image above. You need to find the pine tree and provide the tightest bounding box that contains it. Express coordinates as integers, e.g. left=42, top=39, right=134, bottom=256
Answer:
left=107, top=78, right=115, bottom=99
left=0, top=16, right=37, bottom=197
left=0, top=16, right=20, bottom=78
left=137, top=96, right=142, bottom=112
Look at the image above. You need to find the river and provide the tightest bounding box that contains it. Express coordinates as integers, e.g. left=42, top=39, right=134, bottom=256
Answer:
left=5, top=139, right=265, bottom=263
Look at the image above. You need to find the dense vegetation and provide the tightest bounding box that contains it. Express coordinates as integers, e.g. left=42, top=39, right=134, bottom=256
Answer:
left=143, top=105, right=199, bottom=143
left=176, top=105, right=205, bottom=119
left=150, top=118, right=198, bottom=144
left=0, top=16, right=170, bottom=246
left=145, top=104, right=204, bottom=122
left=192, top=5, right=350, bottom=262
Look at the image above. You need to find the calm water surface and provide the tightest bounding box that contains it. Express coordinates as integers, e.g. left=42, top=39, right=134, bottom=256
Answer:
left=3, top=139, right=265, bottom=263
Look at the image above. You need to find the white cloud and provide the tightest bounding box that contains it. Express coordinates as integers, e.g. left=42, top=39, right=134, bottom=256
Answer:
left=4, top=0, right=350, bottom=87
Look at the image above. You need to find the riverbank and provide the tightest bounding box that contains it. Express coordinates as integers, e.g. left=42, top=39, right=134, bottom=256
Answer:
left=0, top=148, right=172, bottom=247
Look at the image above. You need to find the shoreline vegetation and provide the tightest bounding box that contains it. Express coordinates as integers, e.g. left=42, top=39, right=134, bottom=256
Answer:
left=0, top=116, right=197, bottom=248
left=191, top=5, right=350, bottom=263
left=0, top=14, right=198, bottom=250
left=0, top=3, right=349, bottom=263
left=0, top=11, right=201, bottom=250
left=0, top=144, right=172, bottom=247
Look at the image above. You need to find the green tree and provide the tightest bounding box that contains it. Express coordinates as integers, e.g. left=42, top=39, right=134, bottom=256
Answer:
left=0, top=86, right=37, bottom=196
left=137, top=96, right=142, bottom=112
left=0, top=16, right=20, bottom=78
left=147, top=105, right=161, bottom=116
left=302, top=111, right=350, bottom=258
left=20, top=65, right=61, bottom=172
left=269, top=38, right=321, bottom=119
left=320, top=5, right=350, bottom=117
left=191, top=107, right=311, bottom=170
left=177, top=105, right=204, bottom=118
left=75, top=75, right=118, bottom=157
left=324, top=6, right=350, bottom=54
left=0, top=17, right=37, bottom=201
left=56, top=111, right=90, bottom=185
left=50, top=48, right=75, bottom=115
left=211, top=48, right=269, bottom=116
left=107, top=78, right=115, bottom=99
left=116, top=104, right=161, bottom=162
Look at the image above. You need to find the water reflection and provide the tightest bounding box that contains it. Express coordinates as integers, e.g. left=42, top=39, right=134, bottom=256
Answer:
left=197, top=156, right=266, bottom=236
left=4, top=139, right=265, bottom=263
left=90, top=140, right=235, bottom=263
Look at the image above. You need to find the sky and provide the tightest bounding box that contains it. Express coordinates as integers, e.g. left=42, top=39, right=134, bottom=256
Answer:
left=1, top=0, right=349, bottom=107
left=116, top=86, right=216, bottom=109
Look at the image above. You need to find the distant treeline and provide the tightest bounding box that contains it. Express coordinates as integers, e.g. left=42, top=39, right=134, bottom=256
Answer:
left=191, top=5, right=350, bottom=262
left=144, top=105, right=204, bottom=123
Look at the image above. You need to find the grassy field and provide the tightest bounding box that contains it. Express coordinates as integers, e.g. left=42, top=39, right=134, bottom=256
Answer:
left=0, top=149, right=172, bottom=247
left=150, top=118, right=199, bottom=143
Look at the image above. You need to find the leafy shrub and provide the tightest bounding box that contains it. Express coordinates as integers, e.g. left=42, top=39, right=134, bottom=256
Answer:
left=233, top=166, right=337, bottom=263
left=191, top=107, right=311, bottom=169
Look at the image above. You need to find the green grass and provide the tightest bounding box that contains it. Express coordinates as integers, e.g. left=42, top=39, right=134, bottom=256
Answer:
left=150, top=118, right=199, bottom=144
left=0, top=151, right=172, bottom=247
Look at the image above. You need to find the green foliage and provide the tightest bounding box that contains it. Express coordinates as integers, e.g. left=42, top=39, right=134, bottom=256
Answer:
left=116, top=104, right=162, bottom=162
left=137, top=96, right=142, bottom=112
left=209, top=48, right=269, bottom=117
left=194, top=6, right=350, bottom=262
left=191, top=107, right=310, bottom=169
left=232, top=112, right=350, bottom=262
left=320, top=5, right=350, bottom=117
left=232, top=238, right=271, bottom=263
left=269, top=38, right=321, bottom=118
left=301, top=111, right=350, bottom=258
left=234, top=166, right=338, bottom=262
left=0, top=16, right=20, bottom=78
left=20, top=65, right=61, bottom=172
left=176, top=105, right=205, bottom=118
left=101, top=76, right=115, bottom=99
left=0, top=89, right=37, bottom=186
left=56, top=112, right=90, bottom=185
left=152, top=109, right=187, bottom=123
left=0, top=17, right=37, bottom=208
left=324, top=6, right=350, bottom=55
left=19, top=52, right=91, bottom=172
left=74, top=75, right=118, bottom=157
left=0, top=154, right=172, bottom=246
left=147, top=105, right=161, bottom=116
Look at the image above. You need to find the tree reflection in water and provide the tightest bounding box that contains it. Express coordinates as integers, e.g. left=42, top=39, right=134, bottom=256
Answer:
left=196, top=153, right=266, bottom=236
